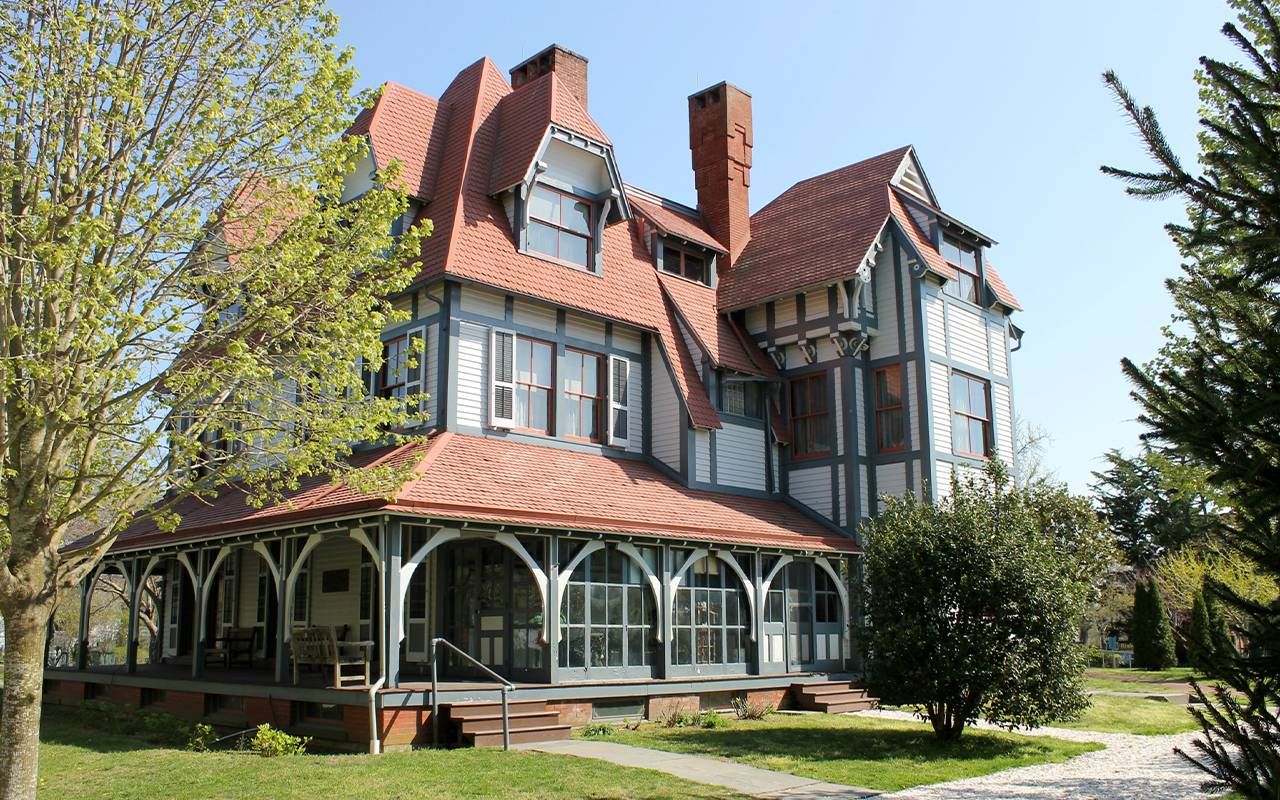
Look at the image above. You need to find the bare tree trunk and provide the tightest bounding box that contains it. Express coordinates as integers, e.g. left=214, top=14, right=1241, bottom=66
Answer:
left=0, top=602, right=51, bottom=800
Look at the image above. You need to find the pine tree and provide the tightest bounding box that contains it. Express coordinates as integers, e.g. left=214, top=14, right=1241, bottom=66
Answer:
left=1189, top=587, right=1214, bottom=671
left=1104, top=0, right=1280, bottom=793
left=1131, top=579, right=1153, bottom=667
left=1147, top=579, right=1179, bottom=670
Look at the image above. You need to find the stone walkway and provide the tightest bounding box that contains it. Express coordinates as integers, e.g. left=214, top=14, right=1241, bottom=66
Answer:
left=518, top=738, right=878, bottom=798
left=863, top=710, right=1207, bottom=800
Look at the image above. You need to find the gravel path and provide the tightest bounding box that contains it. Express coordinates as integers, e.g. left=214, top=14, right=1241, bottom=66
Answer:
left=861, top=710, right=1208, bottom=800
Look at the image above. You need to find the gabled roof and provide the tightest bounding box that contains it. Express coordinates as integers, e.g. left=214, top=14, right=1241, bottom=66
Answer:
left=628, top=193, right=727, bottom=254
left=719, top=146, right=910, bottom=311
left=658, top=273, right=775, bottom=378
left=110, top=433, right=856, bottom=554
left=656, top=297, right=722, bottom=429
left=347, top=81, right=448, bottom=202
left=488, top=70, right=610, bottom=195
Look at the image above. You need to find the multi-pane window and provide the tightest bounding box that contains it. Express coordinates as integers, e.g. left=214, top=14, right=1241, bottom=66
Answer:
left=673, top=556, right=750, bottom=666
left=659, top=242, right=707, bottom=283
left=950, top=371, right=991, bottom=457
left=380, top=336, right=409, bottom=399
left=815, top=568, right=840, bottom=624
left=563, top=349, right=602, bottom=441
left=511, top=537, right=545, bottom=671
left=874, top=366, right=906, bottom=453
left=789, top=372, right=831, bottom=458
left=559, top=545, right=657, bottom=669
left=722, top=379, right=763, bottom=418
left=514, top=337, right=554, bottom=434
left=941, top=236, right=979, bottom=303
left=528, top=185, right=592, bottom=268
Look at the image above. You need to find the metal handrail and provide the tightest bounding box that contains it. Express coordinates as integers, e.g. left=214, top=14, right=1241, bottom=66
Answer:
left=430, top=637, right=515, bottom=750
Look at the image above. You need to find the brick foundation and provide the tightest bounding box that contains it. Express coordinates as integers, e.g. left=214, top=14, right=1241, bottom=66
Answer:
left=547, top=700, right=592, bottom=726
left=646, top=694, right=699, bottom=720
left=746, top=687, right=789, bottom=710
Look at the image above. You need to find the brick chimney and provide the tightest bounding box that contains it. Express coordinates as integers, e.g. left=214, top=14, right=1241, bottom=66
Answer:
left=510, top=44, right=589, bottom=110
left=689, top=82, right=752, bottom=265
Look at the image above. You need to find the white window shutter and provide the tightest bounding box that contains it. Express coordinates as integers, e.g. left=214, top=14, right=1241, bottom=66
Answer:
left=607, top=355, right=630, bottom=448
left=405, top=325, right=427, bottom=421
left=489, top=329, right=517, bottom=428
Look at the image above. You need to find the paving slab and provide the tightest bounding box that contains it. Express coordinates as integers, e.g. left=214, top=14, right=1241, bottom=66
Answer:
left=517, top=738, right=880, bottom=798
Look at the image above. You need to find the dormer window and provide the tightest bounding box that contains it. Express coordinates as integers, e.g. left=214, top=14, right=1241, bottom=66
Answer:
left=941, top=236, right=979, bottom=303
left=660, top=241, right=708, bottom=284
left=528, top=184, right=592, bottom=268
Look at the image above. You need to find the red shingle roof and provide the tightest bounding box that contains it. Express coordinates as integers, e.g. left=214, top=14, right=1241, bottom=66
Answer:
left=658, top=273, right=775, bottom=378
left=110, top=433, right=856, bottom=554
left=489, top=71, right=609, bottom=195
left=628, top=195, right=726, bottom=254
left=347, top=81, right=448, bottom=201
left=719, top=146, right=910, bottom=311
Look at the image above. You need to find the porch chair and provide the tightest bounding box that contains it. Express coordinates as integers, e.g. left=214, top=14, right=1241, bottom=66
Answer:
left=290, top=626, right=370, bottom=688
left=206, top=627, right=259, bottom=670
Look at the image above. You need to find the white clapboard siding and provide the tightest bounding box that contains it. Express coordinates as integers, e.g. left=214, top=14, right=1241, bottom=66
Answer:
left=925, top=293, right=946, bottom=355
left=651, top=338, right=682, bottom=469
left=804, top=288, right=828, bottom=320
left=900, top=254, right=915, bottom=352
left=677, top=318, right=705, bottom=380
left=988, top=319, right=1009, bottom=378
left=789, top=465, right=833, bottom=520
left=854, top=365, right=867, bottom=457
left=870, top=250, right=899, bottom=359
left=715, top=422, right=766, bottom=491
left=512, top=297, right=557, bottom=333
left=876, top=463, right=908, bottom=510
left=565, top=314, right=607, bottom=345
left=993, top=382, right=1015, bottom=466
left=837, top=465, right=847, bottom=526
left=423, top=321, right=439, bottom=427
left=930, top=361, right=952, bottom=455
left=746, top=305, right=766, bottom=334
left=948, top=305, right=988, bottom=370
left=459, top=285, right=506, bottom=320
left=456, top=321, right=488, bottom=429
left=935, top=460, right=954, bottom=500
left=613, top=325, right=643, bottom=355
left=774, top=296, right=797, bottom=329
left=833, top=365, right=844, bottom=456
left=236, top=551, right=258, bottom=628
left=906, top=361, right=920, bottom=451
left=694, top=430, right=711, bottom=482
left=859, top=465, right=869, bottom=519
left=626, top=357, right=644, bottom=455
left=305, top=538, right=362, bottom=630
left=771, top=443, right=781, bottom=493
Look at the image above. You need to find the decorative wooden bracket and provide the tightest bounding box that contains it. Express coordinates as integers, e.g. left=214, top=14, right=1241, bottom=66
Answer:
left=798, top=339, right=818, bottom=365
left=831, top=330, right=870, bottom=358
left=767, top=346, right=786, bottom=370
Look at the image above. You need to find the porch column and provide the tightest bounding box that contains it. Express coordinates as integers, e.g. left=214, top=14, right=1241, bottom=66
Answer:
left=753, top=554, right=766, bottom=674
left=383, top=520, right=403, bottom=688
left=191, top=550, right=207, bottom=679
left=75, top=575, right=91, bottom=670
left=125, top=558, right=141, bottom=674
left=546, top=535, right=559, bottom=680
left=274, top=539, right=292, bottom=684
left=659, top=544, right=672, bottom=679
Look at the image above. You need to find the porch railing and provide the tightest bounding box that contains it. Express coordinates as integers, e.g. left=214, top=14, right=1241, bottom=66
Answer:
left=430, top=637, right=514, bottom=750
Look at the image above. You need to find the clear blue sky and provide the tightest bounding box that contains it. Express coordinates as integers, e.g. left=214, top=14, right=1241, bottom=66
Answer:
left=328, top=0, right=1236, bottom=493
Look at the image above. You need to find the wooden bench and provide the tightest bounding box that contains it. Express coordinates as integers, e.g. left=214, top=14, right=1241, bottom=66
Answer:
left=290, top=626, right=371, bottom=688
left=207, top=627, right=258, bottom=669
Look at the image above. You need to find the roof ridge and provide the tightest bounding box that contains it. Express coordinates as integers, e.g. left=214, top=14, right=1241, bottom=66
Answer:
left=752, top=144, right=911, bottom=221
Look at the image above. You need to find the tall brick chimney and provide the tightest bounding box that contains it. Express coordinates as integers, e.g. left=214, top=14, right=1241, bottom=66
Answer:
left=510, top=44, right=589, bottom=110
left=689, top=82, right=752, bottom=265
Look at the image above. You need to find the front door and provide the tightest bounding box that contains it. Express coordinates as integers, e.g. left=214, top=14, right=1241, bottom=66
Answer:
left=442, top=541, right=509, bottom=678
left=785, top=562, right=814, bottom=672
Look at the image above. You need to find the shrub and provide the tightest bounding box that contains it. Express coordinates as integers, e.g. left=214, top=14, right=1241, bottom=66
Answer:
left=248, top=723, right=309, bottom=757
left=186, top=723, right=217, bottom=752
left=700, top=711, right=729, bottom=729
left=659, top=708, right=700, bottom=728
left=730, top=697, right=774, bottom=720
left=580, top=722, right=616, bottom=738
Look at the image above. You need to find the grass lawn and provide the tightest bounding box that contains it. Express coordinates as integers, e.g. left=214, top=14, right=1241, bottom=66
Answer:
left=600, top=713, right=1100, bottom=793
left=1084, top=667, right=1201, bottom=693
left=1060, top=694, right=1200, bottom=736
left=36, top=709, right=741, bottom=800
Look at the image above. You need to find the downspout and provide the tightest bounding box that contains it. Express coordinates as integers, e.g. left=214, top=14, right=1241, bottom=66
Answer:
left=367, top=676, right=386, bottom=754
left=370, top=518, right=388, bottom=754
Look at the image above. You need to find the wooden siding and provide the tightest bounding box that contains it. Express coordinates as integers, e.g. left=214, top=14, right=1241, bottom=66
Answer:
left=455, top=321, right=488, bottom=429
left=993, top=382, right=1015, bottom=464
left=789, top=465, right=833, bottom=521
left=303, top=537, right=362, bottom=631
left=875, top=462, right=908, bottom=509
left=925, top=292, right=946, bottom=355
left=745, top=305, right=766, bottom=334
left=948, top=304, right=988, bottom=371
left=930, top=361, right=952, bottom=455
left=650, top=337, right=682, bottom=470
left=459, top=284, right=506, bottom=320
left=833, top=365, right=844, bottom=457
left=935, top=459, right=954, bottom=500
left=774, top=296, right=797, bottom=329
left=423, top=321, right=439, bottom=427
left=513, top=297, right=557, bottom=332
left=565, top=314, right=607, bottom=346
left=906, top=360, right=920, bottom=452
left=869, top=247, right=899, bottom=359
left=694, top=430, right=711, bottom=482
left=804, top=288, right=828, bottom=320
left=612, top=326, right=643, bottom=355
left=715, top=422, right=766, bottom=491
left=899, top=252, right=915, bottom=352
left=988, top=319, right=1009, bottom=378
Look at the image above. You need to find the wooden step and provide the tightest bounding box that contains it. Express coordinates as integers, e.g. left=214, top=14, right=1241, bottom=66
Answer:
left=467, top=724, right=572, bottom=748
left=818, top=698, right=879, bottom=713
left=447, top=699, right=549, bottom=719
left=456, top=710, right=562, bottom=735
left=797, top=686, right=871, bottom=700
left=790, top=681, right=879, bottom=714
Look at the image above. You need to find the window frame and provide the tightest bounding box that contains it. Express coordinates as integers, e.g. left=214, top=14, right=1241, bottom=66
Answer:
left=513, top=336, right=556, bottom=436
left=721, top=378, right=763, bottom=419
left=941, top=235, right=980, bottom=304
left=379, top=334, right=409, bottom=400
left=789, top=372, right=832, bottom=459
left=672, top=556, right=750, bottom=667
left=562, top=347, right=604, bottom=443
left=873, top=365, right=906, bottom=454
left=950, top=370, right=992, bottom=459
left=659, top=241, right=709, bottom=284
left=527, top=184, right=594, bottom=269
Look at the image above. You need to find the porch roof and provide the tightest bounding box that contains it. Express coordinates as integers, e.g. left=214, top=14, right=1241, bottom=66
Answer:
left=109, top=432, right=858, bottom=555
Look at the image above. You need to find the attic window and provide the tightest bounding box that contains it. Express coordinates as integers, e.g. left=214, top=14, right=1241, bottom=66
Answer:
left=528, top=184, right=592, bottom=268
left=941, top=236, right=979, bottom=304
left=659, top=241, right=707, bottom=284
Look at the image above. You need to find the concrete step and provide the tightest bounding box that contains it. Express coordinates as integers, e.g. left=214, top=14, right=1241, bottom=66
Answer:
left=467, top=724, right=572, bottom=748
left=456, top=710, right=563, bottom=735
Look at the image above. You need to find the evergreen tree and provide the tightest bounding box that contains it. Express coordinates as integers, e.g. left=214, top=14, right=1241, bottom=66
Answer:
left=1189, top=587, right=1214, bottom=670
left=1131, top=579, right=1153, bottom=666
left=1104, top=0, right=1280, bottom=792
left=1147, top=579, right=1179, bottom=670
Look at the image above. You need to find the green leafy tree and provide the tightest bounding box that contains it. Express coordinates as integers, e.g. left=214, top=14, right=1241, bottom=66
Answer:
left=1103, top=0, right=1280, bottom=792
left=862, top=462, right=1106, bottom=740
left=0, top=2, right=429, bottom=796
